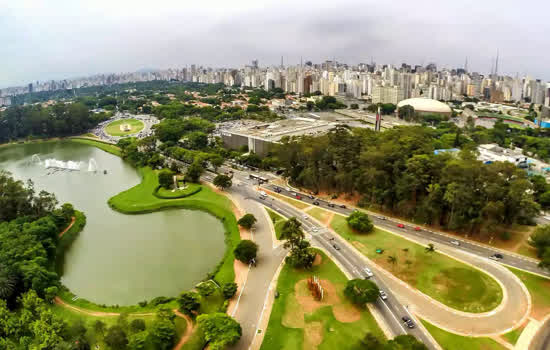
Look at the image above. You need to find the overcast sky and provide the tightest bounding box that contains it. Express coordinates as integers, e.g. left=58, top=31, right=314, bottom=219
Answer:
left=1, top=0, right=549, bottom=88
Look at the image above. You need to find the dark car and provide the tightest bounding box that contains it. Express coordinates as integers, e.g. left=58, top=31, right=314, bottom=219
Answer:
left=402, top=316, right=415, bottom=328
left=333, top=244, right=341, bottom=250
left=340, top=204, right=347, bottom=208
left=308, top=194, right=315, bottom=199
left=313, top=201, right=320, bottom=205
left=274, top=187, right=282, bottom=193
left=328, top=203, right=335, bottom=208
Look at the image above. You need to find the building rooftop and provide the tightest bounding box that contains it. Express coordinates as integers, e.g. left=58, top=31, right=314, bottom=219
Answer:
left=220, top=118, right=338, bottom=142
left=397, top=97, right=452, bottom=114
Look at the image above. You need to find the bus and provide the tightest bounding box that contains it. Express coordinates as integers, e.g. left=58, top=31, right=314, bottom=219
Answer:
left=248, top=173, right=269, bottom=184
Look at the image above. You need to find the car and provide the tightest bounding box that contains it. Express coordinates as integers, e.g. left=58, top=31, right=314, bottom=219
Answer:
left=378, top=216, right=386, bottom=220
left=328, top=203, right=335, bottom=208
left=364, top=267, right=374, bottom=278
left=450, top=240, right=460, bottom=246
left=340, top=204, right=347, bottom=208
left=296, top=195, right=302, bottom=200
left=260, top=191, right=267, bottom=197
left=259, top=195, right=266, bottom=200
left=285, top=187, right=290, bottom=191
left=489, top=253, right=504, bottom=261
left=274, top=187, right=282, bottom=193
left=333, top=244, right=341, bottom=251
left=379, top=291, right=388, bottom=300
left=401, top=316, right=415, bottom=328
left=308, top=194, right=315, bottom=199
left=312, top=227, right=319, bottom=233
left=397, top=223, right=405, bottom=228
left=290, top=192, right=297, bottom=196
left=303, top=215, right=308, bottom=220
left=313, top=201, right=320, bottom=205
left=414, top=226, right=421, bottom=231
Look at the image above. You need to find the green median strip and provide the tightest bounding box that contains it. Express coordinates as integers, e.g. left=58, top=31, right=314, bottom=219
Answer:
left=421, top=320, right=507, bottom=350
left=329, top=213, right=503, bottom=313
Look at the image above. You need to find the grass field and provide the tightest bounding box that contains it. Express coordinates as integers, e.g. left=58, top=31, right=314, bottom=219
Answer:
left=266, top=207, right=287, bottom=239
left=269, top=192, right=311, bottom=209
left=307, top=207, right=333, bottom=224
left=260, top=250, right=385, bottom=350
left=156, top=183, right=202, bottom=198
left=502, top=325, right=525, bottom=345
left=69, top=137, right=122, bottom=156
left=330, top=214, right=502, bottom=313
left=507, top=267, right=550, bottom=319
left=421, top=320, right=507, bottom=350
left=104, top=118, right=145, bottom=136
left=108, top=167, right=240, bottom=286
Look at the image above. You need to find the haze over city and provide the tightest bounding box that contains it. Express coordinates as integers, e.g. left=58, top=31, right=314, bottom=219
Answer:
left=2, top=0, right=550, bottom=88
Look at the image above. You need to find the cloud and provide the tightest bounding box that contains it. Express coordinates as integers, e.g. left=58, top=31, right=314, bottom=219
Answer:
left=1, top=0, right=549, bottom=87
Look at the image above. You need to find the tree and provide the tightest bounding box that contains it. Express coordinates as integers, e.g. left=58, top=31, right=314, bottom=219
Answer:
left=387, top=255, right=397, bottom=268
left=178, top=291, right=200, bottom=316
left=128, top=331, right=148, bottom=350
left=530, top=225, right=550, bottom=258
left=281, top=217, right=316, bottom=269
left=346, top=211, right=374, bottom=233
left=386, top=334, right=428, bottom=350
left=424, top=243, right=435, bottom=253
left=197, top=313, right=242, bottom=350
left=222, top=282, right=238, bottom=300
left=213, top=174, right=232, bottom=190
left=360, top=332, right=383, bottom=349
left=398, top=105, right=416, bottom=121
left=234, top=240, right=258, bottom=263
left=44, top=286, right=58, bottom=303
left=158, top=169, right=175, bottom=189
left=149, top=319, right=176, bottom=350
left=129, top=319, right=146, bottom=333
left=0, top=265, right=17, bottom=300
left=185, top=161, right=203, bottom=183
left=104, top=325, right=128, bottom=350
left=196, top=282, right=217, bottom=298
left=237, top=213, right=257, bottom=229
left=343, top=279, right=379, bottom=306
left=93, top=320, right=106, bottom=338
left=350, top=103, right=359, bottom=110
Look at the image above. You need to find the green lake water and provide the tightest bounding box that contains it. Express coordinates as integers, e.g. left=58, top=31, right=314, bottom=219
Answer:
left=0, top=141, right=225, bottom=305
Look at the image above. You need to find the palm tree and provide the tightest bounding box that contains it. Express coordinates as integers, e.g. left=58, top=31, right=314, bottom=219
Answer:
left=0, top=265, right=17, bottom=300
left=425, top=243, right=435, bottom=253
left=387, top=255, right=397, bottom=270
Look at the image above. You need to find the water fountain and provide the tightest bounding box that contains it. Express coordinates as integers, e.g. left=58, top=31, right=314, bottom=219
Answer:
left=31, top=154, right=42, bottom=164
left=44, top=159, right=82, bottom=171
left=88, top=158, right=98, bottom=172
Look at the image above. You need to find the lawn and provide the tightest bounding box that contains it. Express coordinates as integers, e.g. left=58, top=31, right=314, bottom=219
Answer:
left=69, top=137, right=122, bottom=156
left=268, top=191, right=311, bottom=210
left=266, top=207, right=287, bottom=239
left=155, top=183, right=202, bottom=198
left=506, top=267, right=550, bottom=320
left=260, top=250, right=385, bottom=350
left=307, top=207, right=333, bottom=224
left=104, top=118, right=145, bottom=136
left=108, top=167, right=240, bottom=286
left=421, top=320, right=507, bottom=350
left=502, top=325, right=525, bottom=345
left=330, top=214, right=503, bottom=313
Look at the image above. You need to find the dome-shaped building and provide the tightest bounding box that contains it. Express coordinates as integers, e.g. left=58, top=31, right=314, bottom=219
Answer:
left=397, top=98, right=452, bottom=116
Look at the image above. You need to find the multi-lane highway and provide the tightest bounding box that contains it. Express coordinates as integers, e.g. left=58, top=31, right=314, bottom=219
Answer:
left=263, top=184, right=549, bottom=280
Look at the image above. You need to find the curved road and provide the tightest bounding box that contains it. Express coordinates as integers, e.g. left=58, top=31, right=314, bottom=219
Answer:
left=258, top=183, right=531, bottom=336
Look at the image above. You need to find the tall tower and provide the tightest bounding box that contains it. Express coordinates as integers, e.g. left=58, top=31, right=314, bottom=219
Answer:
left=494, top=49, right=499, bottom=77
left=464, top=57, right=468, bottom=73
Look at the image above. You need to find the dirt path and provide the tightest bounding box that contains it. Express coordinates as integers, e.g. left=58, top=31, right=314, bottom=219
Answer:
left=54, top=297, right=194, bottom=349
left=58, top=216, right=76, bottom=238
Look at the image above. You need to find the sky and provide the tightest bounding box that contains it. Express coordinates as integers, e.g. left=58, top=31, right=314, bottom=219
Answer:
left=1, top=0, right=549, bottom=88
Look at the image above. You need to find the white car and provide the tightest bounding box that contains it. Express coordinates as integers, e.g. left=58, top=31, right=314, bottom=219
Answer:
left=285, top=187, right=291, bottom=191
left=450, top=240, right=460, bottom=246
left=312, top=227, right=319, bottom=233
left=379, top=290, right=388, bottom=300
left=364, top=267, right=374, bottom=278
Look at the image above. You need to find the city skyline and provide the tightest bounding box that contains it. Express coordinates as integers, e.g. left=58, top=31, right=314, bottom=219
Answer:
left=3, top=0, right=550, bottom=88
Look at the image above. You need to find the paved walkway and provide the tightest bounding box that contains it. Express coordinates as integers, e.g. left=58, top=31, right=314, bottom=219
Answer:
left=226, top=182, right=287, bottom=350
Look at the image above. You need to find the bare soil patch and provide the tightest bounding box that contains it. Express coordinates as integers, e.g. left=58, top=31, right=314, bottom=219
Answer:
left=303, top=321, right=324, bottom=350
left=295, top=279, right=339, bottom=313
left=313, top=254, right=323, bottom=266
left=332, top=303, right=361, bottom=323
